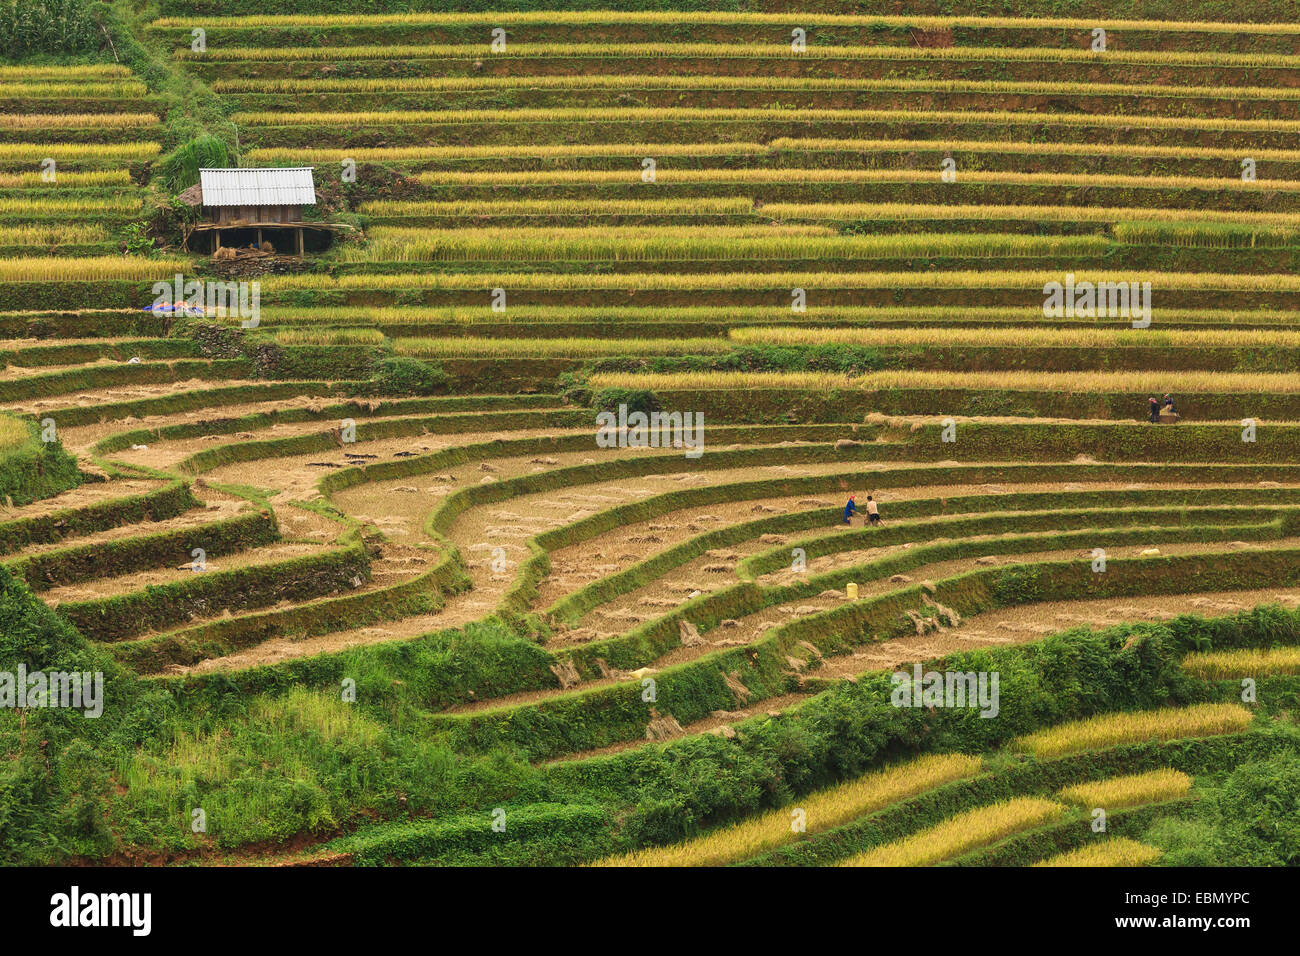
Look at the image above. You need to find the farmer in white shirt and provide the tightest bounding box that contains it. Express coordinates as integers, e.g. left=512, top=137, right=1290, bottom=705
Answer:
left=865, top=495, right=881, bottom=525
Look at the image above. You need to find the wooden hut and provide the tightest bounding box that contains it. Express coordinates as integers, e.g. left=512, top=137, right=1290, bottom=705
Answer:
left=181, top=167, right=321, bottom=256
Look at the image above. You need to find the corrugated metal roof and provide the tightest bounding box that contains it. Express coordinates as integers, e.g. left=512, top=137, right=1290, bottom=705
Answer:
left=199, top=167, right=316, bottom=207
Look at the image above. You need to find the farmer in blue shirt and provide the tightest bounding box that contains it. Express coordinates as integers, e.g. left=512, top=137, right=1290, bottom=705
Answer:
left=843, top=495, right=859, bottom=524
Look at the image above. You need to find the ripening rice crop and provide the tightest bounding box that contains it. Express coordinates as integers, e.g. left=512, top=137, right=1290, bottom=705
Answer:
left=393, top=336, right=728, bottom=357
left=1180, top=646, right=1300, bottom=679
left=253, top=304, right=1294, bottom=329
left=1057, top=769, right=1193, bottom=808
left=1013, top=703, right=1253, bottom=758
left=359, top=198, right=754, bottom=219
left=0, top=142, right=161, bottom=162
left=340, top=226, right=1107, bottom=264
left=770, top=138, right=1300, bottom=164
left=0, top=197, right=141, bottom=216
left=191, top=43, right=1299, bottom=67
left=260, top=269, right=1300, bottom=293
left=763, top=203, right=1300, bottom=229
left=0, top=81, right=150, bottom=98
left=839, top=798, right=1065, bottom=867
left=249, top=138, right=1300, bottom=167
left=0, top=257, right=189, bottom=282
left=596, top=753, right=982, bottom=867
left=248, top=143, right=766, bottom=163
left=231, top=106, right=1300, bottom=135
left=729, top=326, right=1300, bottom=350
left=0, top=64, right=132, bottom=80
left=0, top=170, right=131, bottom=188
left=211, top=74, right=1300, bottom=102
left=148, top=12, right=1300, bottom=34
left=0, top=414, right=30, bottom=451
left=0, top=113, right=159, bottom=129
left=272, top=328, right=387, bottom=346
left=1033, top=837, right=1163, bottom=867
left=410, top=166, right=1298, bottom=192
left=1114, top=221, right=1300, bottom=248
left=346, top=223, right=838, bottom=259
left=0, top=224, right=107, bottom=245
left=588, top=369, right=1300, bottom=393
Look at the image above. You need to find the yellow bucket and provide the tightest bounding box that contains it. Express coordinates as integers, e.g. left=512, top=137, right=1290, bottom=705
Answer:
left=847, top=582, right=858, bottom=600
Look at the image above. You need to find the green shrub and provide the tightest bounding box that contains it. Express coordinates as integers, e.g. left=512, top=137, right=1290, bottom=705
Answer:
left=1211, top=755, right=1300, bottom=865
left=556, top=371, right=592, bottom=408
left=121, top=221, right=154, bottom=257
left=368, top=356, right=450, bottom=396
left=593, top=386, right=659, bottom=415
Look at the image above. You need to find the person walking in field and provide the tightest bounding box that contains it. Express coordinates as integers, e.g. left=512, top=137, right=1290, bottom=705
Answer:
left=843, top=495, right=859, bottom=524
left=866, top=495, right=881, bottom=525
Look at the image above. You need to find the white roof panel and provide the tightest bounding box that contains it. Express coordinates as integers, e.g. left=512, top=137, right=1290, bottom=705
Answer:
left=199, top=167, right=316, bottom=207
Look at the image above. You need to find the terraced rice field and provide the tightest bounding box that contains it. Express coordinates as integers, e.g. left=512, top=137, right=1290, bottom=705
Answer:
left=1, top=0, right=1299, bottom=876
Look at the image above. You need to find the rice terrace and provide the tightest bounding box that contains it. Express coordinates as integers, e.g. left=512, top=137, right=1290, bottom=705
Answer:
left=3, top=0, right=1300, bottom=890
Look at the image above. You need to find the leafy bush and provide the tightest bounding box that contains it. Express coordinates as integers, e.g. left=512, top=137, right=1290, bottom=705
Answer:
left=992, top=567, right=1045, bottom=605
left=593, top=386, right=659, bottom=416
left=1212, top=755, right=1300, bottom=865
left=368, top=356, right=450, bottom=396
left=121, top=221, right=154, bottom=257
left=557, top=372, right=592, bottom=408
